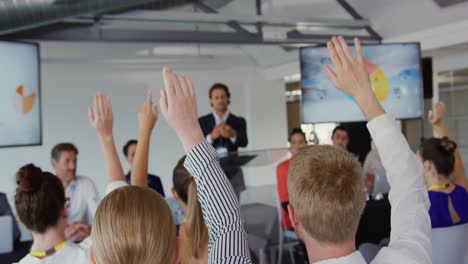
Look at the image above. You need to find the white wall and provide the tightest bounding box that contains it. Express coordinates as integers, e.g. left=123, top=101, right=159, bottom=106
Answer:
left=0, top=55, right=288, bottom=212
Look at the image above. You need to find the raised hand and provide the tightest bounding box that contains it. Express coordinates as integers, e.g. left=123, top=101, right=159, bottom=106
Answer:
left=138, top=90, right=159, bottom=136
left=88, top=92, right=113, bottom=139
left=159, top=68, right=204, bottom=153
left=428, top=102, right=446, bottom=126
left=131, top=91, right=158, bottom=187
left=88, top=92, right=125, bottom=184
left=324, top=36, right=385, bottom=121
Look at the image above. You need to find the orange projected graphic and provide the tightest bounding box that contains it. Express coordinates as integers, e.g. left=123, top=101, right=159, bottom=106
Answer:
left=14, top=85, right=36, bottom=115
left=364, top=60, right=390, bottom=102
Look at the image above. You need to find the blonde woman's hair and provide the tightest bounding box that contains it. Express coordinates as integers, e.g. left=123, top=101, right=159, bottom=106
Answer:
left=288, top=145, right=365, bottom=244
left=173, top=156, right=208, bottom=259
left=185, top=177, right=209, bottom=259
left=91, top=186, right=176, bottom=264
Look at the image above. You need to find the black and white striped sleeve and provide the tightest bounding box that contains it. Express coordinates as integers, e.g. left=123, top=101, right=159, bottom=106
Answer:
left=184, top=140, right=251, bottom=264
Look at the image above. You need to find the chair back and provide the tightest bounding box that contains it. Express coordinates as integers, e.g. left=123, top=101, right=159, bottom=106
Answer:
left=0, top=215, right=13, bottom=254
left=432, top=223, right=468, bottom=264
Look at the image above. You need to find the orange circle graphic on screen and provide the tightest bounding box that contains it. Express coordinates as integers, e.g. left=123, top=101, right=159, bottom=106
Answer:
left=14, top=85, right=36, bottom=115
left=364, top=60, right=390, bottom=102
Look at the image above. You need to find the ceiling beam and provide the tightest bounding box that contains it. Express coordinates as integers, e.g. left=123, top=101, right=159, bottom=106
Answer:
left=335, top=0, right=382, bottom=41
left=194, top=1, right=257, bottom=37
left=75, top=11, right=371, bottom=29
left=5, top=24, right=378, bottom=45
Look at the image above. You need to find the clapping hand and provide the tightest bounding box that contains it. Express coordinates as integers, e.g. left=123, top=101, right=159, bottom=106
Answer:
left=220, top=123, right=236, bottom=138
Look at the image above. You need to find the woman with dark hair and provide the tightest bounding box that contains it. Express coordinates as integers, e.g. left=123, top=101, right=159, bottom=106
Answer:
left=14, top=164, right=89, bottom=263
left=419, top=102, right=468, bottom=228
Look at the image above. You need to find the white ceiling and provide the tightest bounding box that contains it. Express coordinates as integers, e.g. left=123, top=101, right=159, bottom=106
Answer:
left=40, top=0, right=468, bottom=72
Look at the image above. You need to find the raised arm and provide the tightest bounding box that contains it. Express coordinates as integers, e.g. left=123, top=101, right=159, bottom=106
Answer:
left=131, top=91, right=159, bottom=187
left=429, top=102, right=468, bottom=190
left=325, top=36, right=431, bottom=263
left=159, top=68, right=251, bottom=263
left=88, top=93, right=125, bottom=184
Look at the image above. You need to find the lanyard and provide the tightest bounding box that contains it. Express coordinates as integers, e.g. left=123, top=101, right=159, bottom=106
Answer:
left=30, top=241, right=66, bottom=258
left=427, top=183, right=451, bottom=191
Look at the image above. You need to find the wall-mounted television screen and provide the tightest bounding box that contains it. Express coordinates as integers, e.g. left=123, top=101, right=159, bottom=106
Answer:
left=0, top=40, right=41, bottom=148
left=300, top=43, right=423, bottom=123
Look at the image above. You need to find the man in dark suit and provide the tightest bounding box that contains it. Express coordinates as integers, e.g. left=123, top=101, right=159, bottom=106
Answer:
left=123, top=139, right=165, bottom=197
left=199, top=83, right=248, bottom=199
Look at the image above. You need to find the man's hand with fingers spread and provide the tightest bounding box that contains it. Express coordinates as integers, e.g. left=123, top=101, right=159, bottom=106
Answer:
left=159, top=68, right=204, bottom=153
left=324, top=36, right=385, bottom=121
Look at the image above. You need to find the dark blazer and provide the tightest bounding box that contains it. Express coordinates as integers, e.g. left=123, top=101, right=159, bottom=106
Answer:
left=199, top=113, right=248, bottom=152
left=126, top=172, right=165, bottom=197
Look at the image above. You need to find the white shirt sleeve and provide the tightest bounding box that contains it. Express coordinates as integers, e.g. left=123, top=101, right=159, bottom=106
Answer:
left=105, top=181, right=128, bottom=196
left=206, top=134, right=213, bottom=144
left=230, top=136, right=237, bottom=144
left=368, top=114, right=431, bottom=264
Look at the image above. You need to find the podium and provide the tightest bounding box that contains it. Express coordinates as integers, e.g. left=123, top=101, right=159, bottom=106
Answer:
left=218, top=148, right=290, bottom=168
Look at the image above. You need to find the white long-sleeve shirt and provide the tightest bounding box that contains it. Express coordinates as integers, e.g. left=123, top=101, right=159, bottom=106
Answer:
left=65, top=176, right=100, bottom=224
left=184, top=140, right=251, bottom=263
left=316, top=113, right=432, bottom=264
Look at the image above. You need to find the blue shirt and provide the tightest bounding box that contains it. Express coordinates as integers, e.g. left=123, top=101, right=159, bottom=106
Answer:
left=125, top=172, right=165, bottom=197
left=429, top=185, right=468, bottom=228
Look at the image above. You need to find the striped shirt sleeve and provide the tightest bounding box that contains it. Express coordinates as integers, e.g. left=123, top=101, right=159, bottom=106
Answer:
left=184, top=140, right=252, bottom=264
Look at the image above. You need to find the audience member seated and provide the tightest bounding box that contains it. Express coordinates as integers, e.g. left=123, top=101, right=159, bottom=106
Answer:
left=0, top=192, right=21, bottom=244
left=285, top=36, right=431, bottom=263
left=418, top=102, right=468, bottom=228
left=363, top=141, right=389, bottom=198
left=51, top=143, right=99, bottom=242
left=172, top=156, right=208, bottom=264
left=13, top=164, right=89, bottom=264
left=122, top=139, right=165, bottom=196
left=331, top=125, right=349, bottom=149
left=276, top=128, right=307, bottom=230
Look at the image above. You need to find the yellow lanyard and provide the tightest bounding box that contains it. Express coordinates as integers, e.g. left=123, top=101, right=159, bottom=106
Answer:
left=30, top=241, right=66, bottom=258
left=427, top=183, right=451, bottom=191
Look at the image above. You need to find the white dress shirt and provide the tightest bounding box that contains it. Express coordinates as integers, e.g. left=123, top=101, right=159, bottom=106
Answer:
left=206, top=111, right=237, bottom=145
left=14, top=242, right=90, bottom=264
left=316, top=114, right=432, bottom=264
left=65, top=176, right=100, bottom=224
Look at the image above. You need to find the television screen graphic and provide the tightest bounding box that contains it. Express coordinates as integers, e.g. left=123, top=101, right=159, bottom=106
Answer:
left=0, top=41, right=41, bottom=147
left=301, top=43, right=423, bottom=123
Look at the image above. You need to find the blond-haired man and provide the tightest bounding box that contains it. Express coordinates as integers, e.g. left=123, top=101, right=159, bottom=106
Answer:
left=287, top=36, right=431, bottom=263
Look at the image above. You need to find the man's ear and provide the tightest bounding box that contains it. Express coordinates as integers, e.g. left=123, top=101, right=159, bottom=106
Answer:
left=423, top=160, right=433, bottom=172
left=288, top=204, right=299, bottom=228
left=51, top=159, right=57, bottom=169
left=89, top=246, right=96, bottom=264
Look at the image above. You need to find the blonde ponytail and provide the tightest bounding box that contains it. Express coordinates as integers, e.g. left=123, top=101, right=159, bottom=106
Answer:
left=185, top=177, right=208, bottom=259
